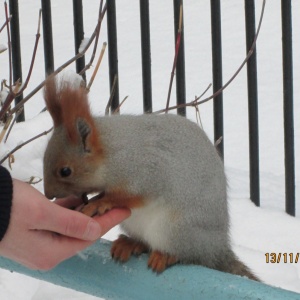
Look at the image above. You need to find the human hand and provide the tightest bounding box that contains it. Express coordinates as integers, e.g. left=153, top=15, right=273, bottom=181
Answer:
left=0, top=179, right=130, bottom=270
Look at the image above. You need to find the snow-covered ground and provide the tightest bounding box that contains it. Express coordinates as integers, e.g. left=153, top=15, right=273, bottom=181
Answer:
left=0, top=1, right=299, bottom=299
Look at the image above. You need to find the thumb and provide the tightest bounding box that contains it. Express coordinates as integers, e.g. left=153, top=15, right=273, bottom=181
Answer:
left=37, top=202, right=101, bottom=241
left=37, top=201, right=130, bottom=241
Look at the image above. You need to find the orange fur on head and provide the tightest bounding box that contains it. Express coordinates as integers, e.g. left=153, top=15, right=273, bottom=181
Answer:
left=44, top=76, right=103, bottom=154
left=44, top=76, right=63, bottom=127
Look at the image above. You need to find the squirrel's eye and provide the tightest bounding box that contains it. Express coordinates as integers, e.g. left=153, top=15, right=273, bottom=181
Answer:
left=60, top=167, right=72, bottom=177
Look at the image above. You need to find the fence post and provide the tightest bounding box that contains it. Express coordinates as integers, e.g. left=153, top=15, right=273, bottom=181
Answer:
left=72, top=0, right=86, bottom=81
left=41, top=0, right=54, bottom=76
left=8, top=0, right=24, bottom=122
left=173, top=0, right=186, bottom=116
left=244, top=0, right=260, bottom=207
left=139, top=0, right=152, bottom=113
left=210, top=0, right=224, bottom=159
left=281, top=0, right=295, bottom=216
left=107, top=0, right=120, bottom=112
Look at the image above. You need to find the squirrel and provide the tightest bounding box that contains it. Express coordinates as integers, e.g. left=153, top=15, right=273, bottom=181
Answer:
left=43, top=77, right=260, bottom=281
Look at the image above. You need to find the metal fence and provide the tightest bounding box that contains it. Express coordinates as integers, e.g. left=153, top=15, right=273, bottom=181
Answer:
left=7, top=0, right=296, bottom=216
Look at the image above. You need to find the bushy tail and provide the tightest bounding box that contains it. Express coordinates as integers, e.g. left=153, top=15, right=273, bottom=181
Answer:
left=215, top=250, right=260, bottom=282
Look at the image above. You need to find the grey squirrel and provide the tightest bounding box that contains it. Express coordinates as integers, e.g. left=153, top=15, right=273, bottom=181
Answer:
left=43, top=77, right=259, bottom=281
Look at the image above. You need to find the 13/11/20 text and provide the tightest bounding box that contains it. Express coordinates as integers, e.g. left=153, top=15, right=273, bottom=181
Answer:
left=265, top=253, right=299, bottom=263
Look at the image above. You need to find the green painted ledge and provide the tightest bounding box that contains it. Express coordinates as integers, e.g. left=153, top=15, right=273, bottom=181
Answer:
left=0, top=239, right=299, bottom=300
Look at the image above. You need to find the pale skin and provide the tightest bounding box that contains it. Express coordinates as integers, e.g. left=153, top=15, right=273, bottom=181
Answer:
left=0, top=179, right=131, bottom=270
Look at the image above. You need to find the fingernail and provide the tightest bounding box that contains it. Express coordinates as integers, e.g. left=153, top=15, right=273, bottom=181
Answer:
left=83, top=220, right=101, bottom=241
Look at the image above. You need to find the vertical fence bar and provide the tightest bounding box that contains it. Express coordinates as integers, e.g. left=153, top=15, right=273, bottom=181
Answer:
left=244, top=0, right=260, bottom=207
left=139, top=0, right=152, bottom=113
left=210, top=0, right=224, bottom=159
left=72, top=0, right=86, bottom=81
left=281, top=0, right=295, bottom=216
left=8, top=0, right=24, bottom=122
left=107, top=0, right=119, bottom=112
left=41, top=0, right=54, bottom=76
left=173, top=0, right=186, bottom=116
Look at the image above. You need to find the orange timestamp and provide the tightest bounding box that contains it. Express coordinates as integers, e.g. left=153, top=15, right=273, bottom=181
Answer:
left=265, top=252, right=299, bottom=264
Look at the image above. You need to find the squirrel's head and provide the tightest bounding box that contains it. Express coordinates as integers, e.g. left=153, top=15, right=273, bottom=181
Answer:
left=43, top=77, right=105, bottom=199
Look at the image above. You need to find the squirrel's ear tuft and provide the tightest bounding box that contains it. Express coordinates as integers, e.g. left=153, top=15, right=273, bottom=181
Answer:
left=76, top=117, right=103, bottom=155
left=77, top=118, right=92, bottom=152
left=44, top=76, right=104, bottom=156
left=44, top=76, right=63, bottom=127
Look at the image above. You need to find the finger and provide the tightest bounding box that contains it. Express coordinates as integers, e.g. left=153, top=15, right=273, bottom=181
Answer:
left=92, top=208, right=131, bottom=236
left=36, top=202, right=103, bottom=241
left=53, top=195, right=83, bottom=208
left=49, top=209, right=129, bottom=267
left=36, top=202, right=130, bottom=241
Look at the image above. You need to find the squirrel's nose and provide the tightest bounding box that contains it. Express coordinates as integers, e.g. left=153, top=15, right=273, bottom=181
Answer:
left=44, top=190, right=55, bottom=200
left=43, top=184, right=55, bottom=200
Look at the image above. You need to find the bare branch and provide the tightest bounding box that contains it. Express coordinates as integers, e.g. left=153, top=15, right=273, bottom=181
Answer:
left=8, top=153, right=14, bottom=169
left=16, top=9, right=42, bottom=96
left=0, top=114, right=13, bottom=143
left=3, top=106, right=24, bottom=142
left=113, top=95, right=129, bottom=114
left=79, top=1, right=106, bottom=75
left=105, top=75, right=118, bottom=116
left=0, top=127, right=53, bottom=164
left=86, top=42, right=107, bottom=91
left=27, top=176, right=42, bottom=185
left=165, top=2, right=183, bottom=113
left=155, top=0, right=266, bottom=114
left=0, top=9, right=42, bottom=122
left=6, top=1, right=108, bottom=119
left=0, top=14, right=11, bottom=34
left=4, top=1, right=12, bottom=92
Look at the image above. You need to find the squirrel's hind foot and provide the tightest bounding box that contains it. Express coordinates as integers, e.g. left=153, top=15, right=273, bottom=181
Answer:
left=111, top=234, right=149, bottom=262
left=148, top=251, right=178, bottom=273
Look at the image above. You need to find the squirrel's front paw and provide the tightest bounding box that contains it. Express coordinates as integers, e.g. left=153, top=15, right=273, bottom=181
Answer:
left=148, top=251, right=178, bottom=273
left=80, top=195, right=113, bottom=217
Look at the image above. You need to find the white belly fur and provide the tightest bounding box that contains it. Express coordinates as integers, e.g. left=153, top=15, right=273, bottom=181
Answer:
left=121, top=197, right=171, bottom=251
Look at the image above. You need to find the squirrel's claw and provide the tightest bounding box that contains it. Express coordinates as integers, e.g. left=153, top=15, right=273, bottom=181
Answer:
left=111, top=234, right=149, bottom=262
left=80, top=192, right=110, bottom=216
left=148, top=251, right=178, bottom=273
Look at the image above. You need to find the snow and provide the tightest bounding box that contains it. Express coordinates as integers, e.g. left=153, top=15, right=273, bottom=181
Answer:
left=0, top=44, right=7, bottom=54
left=79, top=37, right=91, bottom=53
left=0, top=0, right=300, bottom=299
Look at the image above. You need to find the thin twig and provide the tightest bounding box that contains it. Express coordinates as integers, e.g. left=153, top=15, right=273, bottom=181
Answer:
left=4, top=107, right=24, bottom=142
left=193, top=96, right=202, bottom=128
left=5, top=1, right=107, bottom=119
left=105, top=75, right=118, bottom=115
left=155, top=0, right=266, bottom=114
left=86, top=42, right=107, bottom=91
left=0, top=14, right=11, bottom=34
left=113, top=95, right=128, bottom=114
left=27, top=176, right=43, bottom=185
left=79, top=1, right=107, bottom=75
left=0, top=82, right=22, bottom=143
left=4, top=2, right=12, bottom=92
left=0, top=9, right=42, bottom=121
left=0, top=127, right=53, bottom=164
left=165, top=2, right=183, bottom=113
left=214, top=136, right=223, bottom=148
left=16, top=9, right=42, bottom=96
left=0, top=114, right=13, bottom=143
left=192, top=83, right=212, bottom=105
left=8, top=153, right=14, bottom=169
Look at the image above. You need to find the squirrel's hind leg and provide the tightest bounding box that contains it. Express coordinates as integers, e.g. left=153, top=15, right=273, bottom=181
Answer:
left=111, top=234, right=149, bottom=262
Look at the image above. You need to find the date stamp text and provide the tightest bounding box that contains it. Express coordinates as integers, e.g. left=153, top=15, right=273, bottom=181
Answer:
left=265, top=253, right=299, bottom=264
